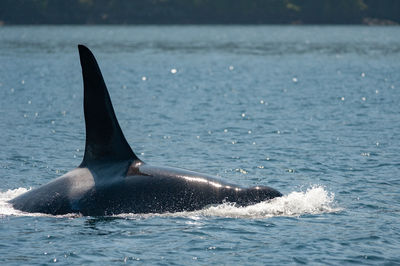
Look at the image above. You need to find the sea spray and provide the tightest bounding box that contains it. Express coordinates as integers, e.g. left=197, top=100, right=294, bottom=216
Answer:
left=191, top=185, right=339, bottom=218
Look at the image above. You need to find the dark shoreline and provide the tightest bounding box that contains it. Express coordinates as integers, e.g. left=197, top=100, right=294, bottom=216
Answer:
left=0, top=22, right=398, bottom=26
left=0, top=0, right=399, bottom=26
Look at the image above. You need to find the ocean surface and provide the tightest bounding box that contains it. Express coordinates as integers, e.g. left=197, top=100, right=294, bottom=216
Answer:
left=0, top=26, right=399, bottom=265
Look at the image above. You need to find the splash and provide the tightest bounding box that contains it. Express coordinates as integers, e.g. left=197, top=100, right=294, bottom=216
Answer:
left=0, top=185, right=340, bottom=219
left=0, top=188, right=31, bottom=217
left=195, top=185, right=340, bottom=218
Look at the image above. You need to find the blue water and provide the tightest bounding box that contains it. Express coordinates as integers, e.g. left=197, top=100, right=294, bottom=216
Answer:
left=0, top=26, right=400, bottom=264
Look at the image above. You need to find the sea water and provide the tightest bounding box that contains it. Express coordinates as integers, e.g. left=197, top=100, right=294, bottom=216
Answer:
left=0, top=26, right=399, bottom=264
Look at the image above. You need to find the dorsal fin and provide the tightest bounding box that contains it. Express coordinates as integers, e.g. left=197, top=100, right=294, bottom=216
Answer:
left=78, top=45, right=139, bottom=166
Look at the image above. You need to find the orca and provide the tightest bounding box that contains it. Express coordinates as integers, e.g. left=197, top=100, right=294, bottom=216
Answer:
left=9, top=45, right=282, bottom=216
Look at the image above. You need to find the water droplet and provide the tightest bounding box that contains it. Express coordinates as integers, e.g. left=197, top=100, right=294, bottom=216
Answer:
left=170, top=68, right=177, bottom=74
left=236, top=168, right=247, bottom=174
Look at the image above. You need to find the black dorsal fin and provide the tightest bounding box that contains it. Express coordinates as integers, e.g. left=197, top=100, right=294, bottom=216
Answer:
left=78, top=45, right=139, bottom=166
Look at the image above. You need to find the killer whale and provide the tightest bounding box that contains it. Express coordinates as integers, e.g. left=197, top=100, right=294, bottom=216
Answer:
left=9, top=45, right=282, bottom=216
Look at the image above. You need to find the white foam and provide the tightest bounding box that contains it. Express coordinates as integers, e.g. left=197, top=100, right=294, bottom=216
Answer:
left=0, top=187, right=31, bottom=217
left=1, top=185, right=341, bottom=219
left=197, top=185, right=340, bottom=218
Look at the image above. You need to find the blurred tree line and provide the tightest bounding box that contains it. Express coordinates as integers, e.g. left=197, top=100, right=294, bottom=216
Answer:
left=0, top=0, right=399, bottom=25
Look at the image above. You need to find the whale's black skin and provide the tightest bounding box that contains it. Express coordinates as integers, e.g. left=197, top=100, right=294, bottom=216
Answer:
left=9, top=45, right=282, bottom=216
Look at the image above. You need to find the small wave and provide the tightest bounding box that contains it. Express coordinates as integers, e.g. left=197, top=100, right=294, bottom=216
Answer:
left=1, top=185, right=340, bottom=218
